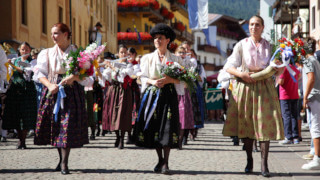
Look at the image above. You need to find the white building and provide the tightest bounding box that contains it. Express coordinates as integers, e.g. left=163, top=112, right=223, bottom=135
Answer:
left=193, top=14, right=247, bottom=80
left=260, top=0, right=276, bottom=41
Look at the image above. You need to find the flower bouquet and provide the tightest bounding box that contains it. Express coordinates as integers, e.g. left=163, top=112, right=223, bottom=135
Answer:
left=161, top=61, right=197, bottom=92
left=249, top=37, right=303, bottom=81
left=63, top=42, right=106, bottom=79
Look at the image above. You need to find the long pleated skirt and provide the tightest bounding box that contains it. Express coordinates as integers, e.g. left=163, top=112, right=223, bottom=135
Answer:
left=34, top=82, right=88, bottom=148
left=102, top=82, right=133, bottom=132
left=2, top=81, right=37, bottom=130
left=134, top=84, right=179, bottom=149
left=222, top=78, right=284, bottom=141
left=178, top=88, right=194, bottom=130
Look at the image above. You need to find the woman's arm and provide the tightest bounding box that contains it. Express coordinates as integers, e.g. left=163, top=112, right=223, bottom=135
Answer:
left=226, top=67, right=256, bottom=83
left=39, top=77, right=59, bottom=95
left=303, top=72, right=315, bottom=109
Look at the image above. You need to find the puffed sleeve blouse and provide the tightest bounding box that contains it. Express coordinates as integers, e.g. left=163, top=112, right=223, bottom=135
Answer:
left=139, top=50, right=184, bottom=94
left=35, top=44, right=93, bottom=87
left=223, top=37, right=271, bottom=71
left=98, top=62, right=136, bottom=87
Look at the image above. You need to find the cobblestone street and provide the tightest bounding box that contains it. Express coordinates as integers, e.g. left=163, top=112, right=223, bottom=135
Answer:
left=1, top=122, right=320, bottom=180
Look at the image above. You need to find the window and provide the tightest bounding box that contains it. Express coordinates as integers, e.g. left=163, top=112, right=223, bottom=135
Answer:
left=198, top=56, right=201, bottom=62
left=213, top=58, right=216, bottom=64
left=42, top=0, right=47, bottom=34
left=118, top=22, right=121, bottom=32
left=111, top=9, right=113, bottom=32
left=312, top=6, right=315, bottom=30
left=204, top=56, right=207, bottom=64
left=268, top=7, right=272, bottom=17
left=100, top=0, right=103, bottom=19
left=72, top=18, right=76, bottom=44
left=114, top=11, right=117, bottom=33
left=197, top=37, right=201, bottom=45
left=21, top=0, right=27, bottom=25
left=96, top=0, right=98, bottom=15
left=106, top=4, right=109, bottom=28
left=85, top=30, right=88, bottom=46
left=145, top=24, right=148, bottom=32
left=58, top=6, right=63, bottom=23
left=79, top=25, right=82, bottom=47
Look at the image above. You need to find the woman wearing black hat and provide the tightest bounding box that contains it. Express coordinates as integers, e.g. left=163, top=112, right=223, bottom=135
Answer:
left=134, top=23, right=183, bottom=174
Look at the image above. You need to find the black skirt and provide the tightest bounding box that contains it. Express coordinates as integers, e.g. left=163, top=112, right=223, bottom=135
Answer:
left=134, top=84, right=179, bottom=149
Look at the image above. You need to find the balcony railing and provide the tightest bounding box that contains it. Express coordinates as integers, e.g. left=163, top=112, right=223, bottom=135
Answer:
left=118, top=6, right=168, bottom=24
left=197, top=45, right=220, bottom=54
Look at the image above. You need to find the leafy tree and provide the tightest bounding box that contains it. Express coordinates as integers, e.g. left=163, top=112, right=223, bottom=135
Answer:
left=208, top=0, right=259, bottom=20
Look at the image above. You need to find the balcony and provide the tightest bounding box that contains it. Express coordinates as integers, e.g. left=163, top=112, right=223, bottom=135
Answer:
left=197, top=45, right=220, bottom=54
left=117, top=32, right=154, bottom=47
left=168, top=0, right=188, bottom=16
left=118, top=2, right=169, bottom=24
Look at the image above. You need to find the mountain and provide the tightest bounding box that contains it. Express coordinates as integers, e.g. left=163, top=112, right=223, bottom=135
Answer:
left=208, top=0, right=260, bottom=20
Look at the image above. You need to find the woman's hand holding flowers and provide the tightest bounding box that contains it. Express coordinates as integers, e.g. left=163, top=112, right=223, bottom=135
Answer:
left=48, top=83, right=59, bottom=95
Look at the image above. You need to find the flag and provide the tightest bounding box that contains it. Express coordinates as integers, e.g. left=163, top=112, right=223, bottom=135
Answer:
left=133, top=24, right=142, bottom=44
left=188, top=0, right=208, bottom=29
left=202, top=26, right=217, bottom=46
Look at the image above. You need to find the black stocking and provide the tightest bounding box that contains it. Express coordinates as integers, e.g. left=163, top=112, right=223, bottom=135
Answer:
left=61, top=148, right=71, bottom=170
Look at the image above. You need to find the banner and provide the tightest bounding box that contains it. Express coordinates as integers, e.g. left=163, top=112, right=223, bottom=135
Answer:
left=205, top=88, right=223, bottom=110
left=188, top=0, right=208, bottom=29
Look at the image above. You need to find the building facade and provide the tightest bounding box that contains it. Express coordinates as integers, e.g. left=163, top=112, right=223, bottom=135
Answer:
left=193, top=14, right=247, bottom=77
left=260, top=0, right=276, bottom=42
left=117, top=0, right=193, bottom=55
left=0, top=0, right=118, bottom=53
left=309, top=0, right=320, bottom=40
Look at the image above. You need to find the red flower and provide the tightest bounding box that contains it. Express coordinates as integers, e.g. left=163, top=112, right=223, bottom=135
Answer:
left=282, top=37, right=287, bottom=42
left=298, top=40, right=304, bottom=46
left=292, top=49, right=296, bottom=56
left=166, top=62, right=169, bottom=65
left=294, top=38, right=299, bottom=43
left=301, top=49, right=306, bottom=56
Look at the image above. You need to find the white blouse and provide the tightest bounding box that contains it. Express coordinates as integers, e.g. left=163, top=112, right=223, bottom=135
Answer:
left=35, top=44, right=93, bottom=86
left=139, top=50, right=185, bottom=94
left=99, top=62, right=139, bottom=87
left=223, top=37, right=271, bottom=71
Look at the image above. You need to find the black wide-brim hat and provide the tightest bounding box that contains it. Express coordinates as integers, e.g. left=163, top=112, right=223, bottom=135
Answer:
left=150, top=23, right=176, bottom=43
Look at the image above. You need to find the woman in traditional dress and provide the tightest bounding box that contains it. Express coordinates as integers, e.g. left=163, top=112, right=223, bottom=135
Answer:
left=100, top=44, right=135, bottom=149
left=174, top=46, right=195, bottom=149
left=222, top=15, right=284, bottom=177
left=126, top=47, right=141, bottom=144
left=134, top=23, right=182, bottom=174
left=3, top=42, right=37, bottom=149
left=189, top=49, right=206, bottom=140
left=34, top=23, right=93, bottom=175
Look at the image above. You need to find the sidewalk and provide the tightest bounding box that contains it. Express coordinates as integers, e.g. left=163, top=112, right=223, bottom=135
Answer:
left=0, top=121, right=320, bottom=180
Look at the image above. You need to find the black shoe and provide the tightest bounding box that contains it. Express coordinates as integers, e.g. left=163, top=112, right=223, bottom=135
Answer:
left=118, top=140, right=124, bottom=149
left=153, top=161, right=163, bottom=173
left=114, top=138, right=120, bottom=147
left=21, top=144, right=27, bottom=149
left=261, top=168, right=270, bottom=177
left=161, top=166, right=170, bottom=174
left=55, top=164, right=61, bottom=171
left=96, top=129, right=101, bottom=136
left=90, top=134, right=95, bottom=140
left=61, top=169, right=70, bottom=175
left=182, top=138, right=188, bottom=145
left=245, top=159, right=253, bottom=173
left=102, top=130, right=106, bottom=136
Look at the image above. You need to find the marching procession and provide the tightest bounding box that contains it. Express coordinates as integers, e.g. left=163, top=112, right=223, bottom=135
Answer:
left=1, top=0, right=320, bottom=178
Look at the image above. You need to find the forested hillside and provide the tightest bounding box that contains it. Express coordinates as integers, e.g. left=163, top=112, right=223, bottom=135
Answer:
left=209, top=0, right=260, bottom=20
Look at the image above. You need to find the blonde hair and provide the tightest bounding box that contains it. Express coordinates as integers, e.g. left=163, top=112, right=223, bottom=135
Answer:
left=175, top=46, right=186, bottom=54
